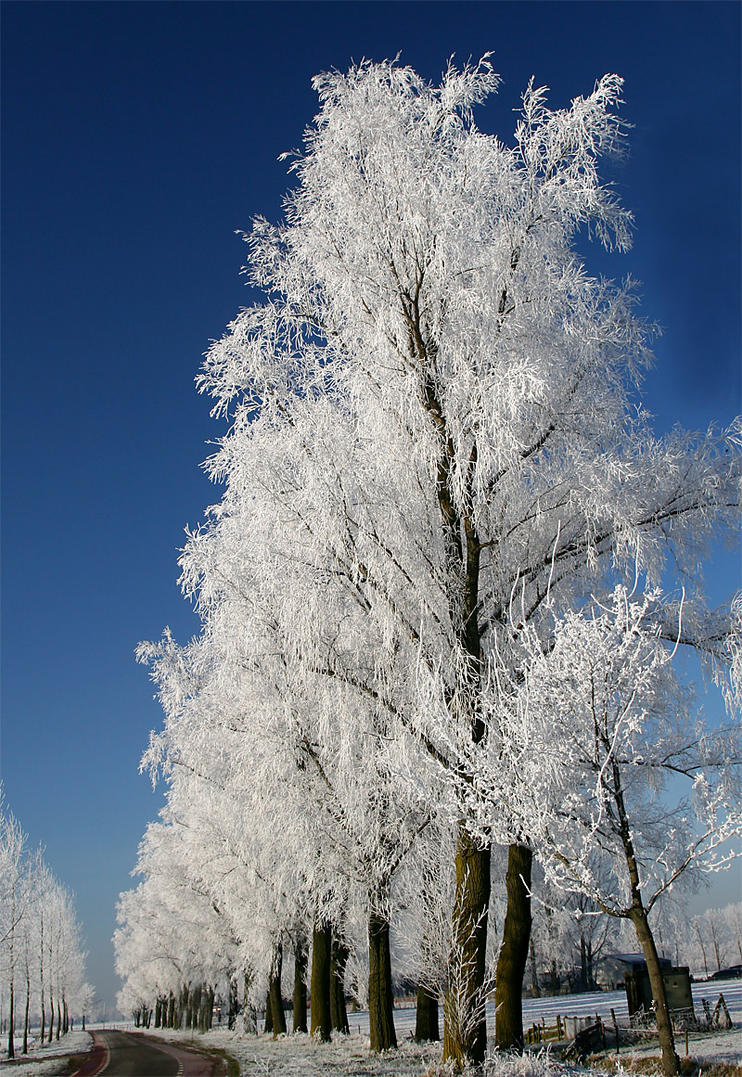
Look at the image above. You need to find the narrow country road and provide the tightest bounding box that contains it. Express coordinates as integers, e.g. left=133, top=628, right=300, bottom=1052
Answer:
left=70, top=1029, right=225, bottom=1076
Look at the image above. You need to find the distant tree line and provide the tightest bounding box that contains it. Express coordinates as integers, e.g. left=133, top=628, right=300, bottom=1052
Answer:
left=0, top=787, right=92, bottom=1059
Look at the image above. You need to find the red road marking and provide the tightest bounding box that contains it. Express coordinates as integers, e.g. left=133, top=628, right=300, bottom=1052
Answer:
left=69, top=1031, right=109, bottom=1076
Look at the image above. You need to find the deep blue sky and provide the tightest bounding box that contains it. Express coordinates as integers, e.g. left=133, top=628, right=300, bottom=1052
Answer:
left=2, top=2, right=740, bottom=1011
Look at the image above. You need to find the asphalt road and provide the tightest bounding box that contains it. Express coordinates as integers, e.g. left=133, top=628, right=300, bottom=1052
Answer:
left=71, top=1030, right=222, bottom=1076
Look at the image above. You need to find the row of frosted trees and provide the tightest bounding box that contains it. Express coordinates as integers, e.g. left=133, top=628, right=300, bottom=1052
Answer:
left=116, top=59, right=741, bottom=1075
left=0, top=789, right=92, bottom=1059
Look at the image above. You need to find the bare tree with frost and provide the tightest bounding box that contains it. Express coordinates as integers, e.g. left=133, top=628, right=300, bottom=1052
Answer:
left=482, top=586, right=742, bottom=1075
left=194, top=57, right=739, bottom=1066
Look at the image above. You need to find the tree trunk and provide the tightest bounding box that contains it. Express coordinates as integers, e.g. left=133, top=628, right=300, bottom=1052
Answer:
left=631, top=906, right=679, bottom=1077
left=694, top=924, right=709, bottom=979
left=7, top=980, right=14, bottom=1059
left=40, top=991, right=46, bottom=1046
left=269, top=945, right=287, bottom=1035
left=199, top=987, right=212, bottom=1033
left=263, top=991, right=273, bottom=1034
left=228, top=977, right=239, bottom=1031
left=56, top=998, right=61, bottom=1040
left=180, top=988, right=187, bottom=1029
left=711, top=925, right=722, bottom=973
left=580, top=934, right=588, bottom=991
left=414, top=985, right=439, bottom=1042
left=586, top=938, right=594, bottom=990
left=443, top=828, right=490, bottom=1068
left=494, top=843, right=532, bottom=1051
left=310, top=921, right=332, bottom=1042
left=208, top=986, right=215, bottom=1031
left=293, top=935, right=308, bottom=1033
left=189, top=985, right=201, bottom=1031
left=23, top=970, right=30, bottom=1054
left=330, top=934, right=349, bottom=1035
left=529, top=936, right=541, bottom=997
left=243, top=971, right=257, bottom=1034
left=154, top=997, right=161, bottom=1028
left=368, top=898, right=396, bottom=1052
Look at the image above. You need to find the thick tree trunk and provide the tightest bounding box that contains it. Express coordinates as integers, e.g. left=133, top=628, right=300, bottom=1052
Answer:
left=242, top=971, right=257, bottom=1034
left=154, top=997, right=161, bottom=1028
left=414, top=985, right=439, bottom=1042
left=189, top=985, right=201, bottom=1031
left=269, top=945, right=287, bottom=1035
left=199, top=987, right=212, bottom=1033
left=293, top=935, right=308, bottom=1033
left=263, top=990, right=273, bottom=1034
left=167, top=992, right=175, bottom=1029
left=494, top=843, right=532, bottom=1050
left=368, top=899, right=397, bottom=1052
left=631, top=906, right=679, bottom=1077
left=330, top=934, right=349, bottom=1035
left=310, top=922, right=332, bottom=1042
left=207, top=987, right=215, bottom=1031
left=443, top=828, right=490, bottom=1068
left=56, top=998, right=61, bottom=1040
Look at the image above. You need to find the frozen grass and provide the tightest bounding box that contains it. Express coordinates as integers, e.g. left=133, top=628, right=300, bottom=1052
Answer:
left=152, top=1026, right=440, bottom=1075
left=149, top=1023, right=741, bottom=1077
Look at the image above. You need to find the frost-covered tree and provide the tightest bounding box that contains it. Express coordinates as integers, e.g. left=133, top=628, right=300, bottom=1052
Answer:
left=0, top=795, right=29, bottom=1058
left=0, top=791, right=90, bottom=1059
left=138, top=396, right=440, bottom=1049
left=485, top=586, right=741, bottom=1075
left=193, top=57, right=738, bottom=1067
left=723, top=901, right=742, bottom=965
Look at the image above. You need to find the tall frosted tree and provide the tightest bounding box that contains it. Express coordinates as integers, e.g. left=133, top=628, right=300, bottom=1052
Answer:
left=198, top=58, right=738, bottom=1065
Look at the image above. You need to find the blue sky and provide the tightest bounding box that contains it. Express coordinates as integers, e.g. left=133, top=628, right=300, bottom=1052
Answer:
left=2, top=2, right=740, bottom=1011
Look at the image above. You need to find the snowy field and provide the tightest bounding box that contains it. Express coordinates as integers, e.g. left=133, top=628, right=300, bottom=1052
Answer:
left=330, top=979, right=742, bottom=1039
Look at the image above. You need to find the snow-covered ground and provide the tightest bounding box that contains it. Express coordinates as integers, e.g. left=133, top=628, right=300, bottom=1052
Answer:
left=3, top=982, right=739, bottom=1077
left=145, top=1021, right=742, bottom=1076
left=148, top=980, right=742, bottom=1077
left=0, top=1030, right=92, bottom=1075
